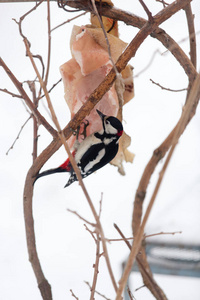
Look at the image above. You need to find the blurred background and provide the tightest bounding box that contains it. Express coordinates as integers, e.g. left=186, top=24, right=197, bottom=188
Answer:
left=0, top=0, right=200, bottom=299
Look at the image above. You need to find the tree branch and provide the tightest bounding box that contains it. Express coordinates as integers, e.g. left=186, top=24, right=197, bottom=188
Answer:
left=19, top=1, right=195, bottom=299
left=6, top=115, right=32, bottom=155
left=3, top=0, right=196, bottom=299
left=44, top=0, right=51, bottom=85
left=0, top=87, right=23, bottom=98
left=65, top=0, right=196, bottom=83
left=150, top=78, right=187, bottom=92
left=184, top=3, right=197, bottom=69
left=0, top=57, right=57, bottom=137
left=129, top=72, right=200, bottom=300
left=114, top=224, right=167, bottom=300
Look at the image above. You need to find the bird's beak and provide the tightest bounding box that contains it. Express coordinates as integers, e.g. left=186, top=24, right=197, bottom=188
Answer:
left=96, top=109, right=106, bottom=120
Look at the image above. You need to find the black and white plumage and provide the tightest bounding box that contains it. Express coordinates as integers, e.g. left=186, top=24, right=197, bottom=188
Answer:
left=35, top=110, right=123, bottom=187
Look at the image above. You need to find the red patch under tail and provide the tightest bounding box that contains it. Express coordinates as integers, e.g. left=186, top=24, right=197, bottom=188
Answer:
left=59, top=150, right=76, bottom=171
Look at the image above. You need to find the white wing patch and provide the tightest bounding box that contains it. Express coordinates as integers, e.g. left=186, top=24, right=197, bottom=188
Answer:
left=84, top=148, right=106, bottom=173
left=75, top=134, right=101, bottom=163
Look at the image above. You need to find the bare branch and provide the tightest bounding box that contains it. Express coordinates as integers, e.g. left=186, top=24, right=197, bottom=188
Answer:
left=85, top=281, right=111, bottom=300
left=144, top=231, right=182, bottom=238
left=184, top=3, right=197, bottom=68
left=6, top=115, right=32, bottom=155
left=51, top=11, right=87, bottom=32
left=27, top=81, right=39, bottom=161
left=155, top=0, right=169, bottom=8
left=138, top=0, right=153, bottom=22
left=114, top=223, right=132, bottom=249
left=67, top=209, right=96, bottom=227
left=23, top=20, right=119, bottom=294
left=98, top=192, right=103, bottom=220
left=65, top=0, right=196, bottom=84
left=84, top=224, right=97, bottom=243
left=39, top=78, right=62, bottom=99
left=150, top=78, right=187, bottom=92
left=70, top=289, right=79, bottom=300
left=0, top=88, right=23, bottom=98
left=0, top=57, right=57, bottom=137
left=44, top=0, right=51, bottom=85
left=127, top=286, right=135, bottom=300
left=135, top=284, right=145, bottom=292
left=114, top=224, right=167, bottom=300
left=90, top=0, right=118, bottom=76
left=90, top=233, right=101, bottom=300
left=105, top=230, right=181, bottom=243
left=124, top=73, right=200, bottom=300
left=16, top=1, right=198, bottom=299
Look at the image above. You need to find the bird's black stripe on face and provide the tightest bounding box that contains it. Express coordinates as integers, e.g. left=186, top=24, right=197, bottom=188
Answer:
left=105, top=116, right=123, bottom=132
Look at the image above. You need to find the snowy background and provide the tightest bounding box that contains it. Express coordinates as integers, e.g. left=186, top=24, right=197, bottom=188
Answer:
left=0, top=0, right=200, bottom=299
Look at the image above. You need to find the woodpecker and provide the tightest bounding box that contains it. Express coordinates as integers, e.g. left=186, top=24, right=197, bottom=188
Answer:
left=35, top=110, right=123, bottom=187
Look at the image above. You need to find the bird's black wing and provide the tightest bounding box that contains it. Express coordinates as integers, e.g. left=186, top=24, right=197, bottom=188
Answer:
left=65, top=141, right=119, bottom=188
left=80, top=141, right=118, bottom=175
left=79, top=142, right=105, bottom=173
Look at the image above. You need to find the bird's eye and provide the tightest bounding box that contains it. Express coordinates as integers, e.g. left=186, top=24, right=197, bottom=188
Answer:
left=105, top=120, right=110, bottom=125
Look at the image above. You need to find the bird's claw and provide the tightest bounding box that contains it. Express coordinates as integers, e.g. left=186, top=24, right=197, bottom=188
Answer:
left=80, top=119, right=89, bottom=140
left=70, top=125, right=81, bottom=140
left=70, top=120, right=89, bottom=141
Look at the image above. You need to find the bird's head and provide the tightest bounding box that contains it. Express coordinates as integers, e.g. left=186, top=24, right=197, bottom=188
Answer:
left=96, top=109, right=123, bottom=137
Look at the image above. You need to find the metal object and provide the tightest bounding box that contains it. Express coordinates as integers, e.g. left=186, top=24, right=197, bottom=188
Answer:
left=123, top=241, right=200, bottom=299
left=134, top=242, right=200, bottom=278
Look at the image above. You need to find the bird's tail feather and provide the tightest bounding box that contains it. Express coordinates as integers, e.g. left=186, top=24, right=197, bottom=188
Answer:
left=34, top=167, right=67, bottom=183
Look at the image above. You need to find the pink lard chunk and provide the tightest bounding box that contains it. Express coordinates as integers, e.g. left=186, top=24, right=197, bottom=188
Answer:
left=60, top=26, right=119, bottom=149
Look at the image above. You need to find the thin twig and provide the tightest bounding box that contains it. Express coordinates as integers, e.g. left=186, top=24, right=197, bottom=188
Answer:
left=70, top=289, right=79, bottom=300
left=127, top=286, right=135, bottom=300
left=138, top=0, right=154, bottom=22
left=51, top=11, right=87, bottom=32
left=39, top=78, right=62, bottom=99
left=6, top=115, right=32, bottom=155
left=90, top=232, right=101, bottom=300
left=144, top=230, right=182, bottom=238
left=99, top=192, right=103, bottom=219
left=0, top=88, right=23, bottom=98
left=90, top=0, right=119, bottom=76
left=85, top=281, right=111, bottom=300
left=150, top=78, right=187, bottom=92
left=155, top=0, right=169, bottom=7
left=89, top=192, right=105, bottom=300
left=184, top=3, right=196, bottom=69
left=135, top=284, right=145, bottom=292
left=106, top=230, right=181, bottom=242
left=44, top=0, right=51, bottom=85
left=113, top=223, right=132, bottom=249
left=84, top=224, right=97, bottom=243
left=67, top=209, right=96, bottom=226
left=0, top=57, right=57, bottom=137
left=27, top=81, right=38, bottom=161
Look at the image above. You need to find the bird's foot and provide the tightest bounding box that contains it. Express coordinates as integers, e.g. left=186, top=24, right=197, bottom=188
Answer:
left=71, top=125, right=81, bottom=140
left=80, top=119, right=89, bottom=140
left=70, top=119, right=89, bottom=141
